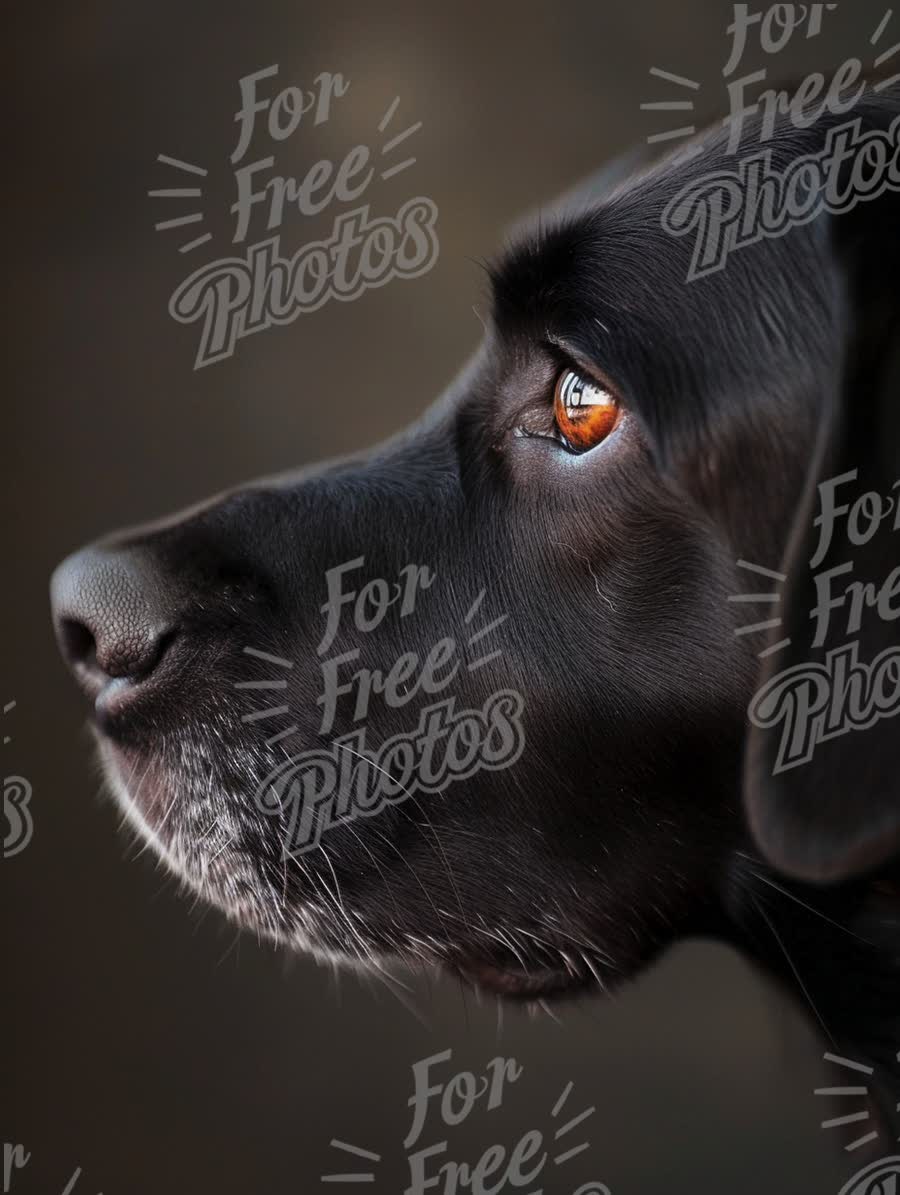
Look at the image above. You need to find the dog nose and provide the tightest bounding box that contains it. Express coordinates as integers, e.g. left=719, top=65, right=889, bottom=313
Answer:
left=50, top=547, right=177, bottom=698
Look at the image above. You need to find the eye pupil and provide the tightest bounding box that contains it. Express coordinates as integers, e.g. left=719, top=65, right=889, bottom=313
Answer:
left=553, top=368, right=621, bottom=452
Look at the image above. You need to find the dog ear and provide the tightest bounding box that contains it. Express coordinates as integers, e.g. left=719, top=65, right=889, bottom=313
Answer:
left=744, top=110, right=900, bottom=882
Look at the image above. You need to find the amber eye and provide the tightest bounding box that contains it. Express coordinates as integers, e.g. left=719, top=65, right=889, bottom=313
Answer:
left=553, top=368, right=621, bottom=452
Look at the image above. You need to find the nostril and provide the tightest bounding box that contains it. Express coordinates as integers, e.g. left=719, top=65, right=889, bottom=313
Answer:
left=51, top=546, right=180, bottom=699
left=141, top=626, right=178, bottom=677
left=59, top=617, right=99, bottom=672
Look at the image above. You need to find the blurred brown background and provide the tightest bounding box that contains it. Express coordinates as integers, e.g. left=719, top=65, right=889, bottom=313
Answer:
left=2, top=1, right=884, bottom=1191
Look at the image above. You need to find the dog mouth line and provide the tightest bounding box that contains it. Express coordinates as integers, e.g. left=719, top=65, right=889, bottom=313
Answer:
left=450, top=956, right=597, bottom=998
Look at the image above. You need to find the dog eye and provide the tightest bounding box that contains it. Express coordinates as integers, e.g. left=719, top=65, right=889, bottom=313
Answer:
left=553, top=368, right=621, bottom=452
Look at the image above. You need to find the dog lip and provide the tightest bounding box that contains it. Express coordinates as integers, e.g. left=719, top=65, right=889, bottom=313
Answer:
left=89, top=630, right=182, bottom=737
left=454, top=958, right=582, bottom=998
left=94, top=675, right=146, bottom=727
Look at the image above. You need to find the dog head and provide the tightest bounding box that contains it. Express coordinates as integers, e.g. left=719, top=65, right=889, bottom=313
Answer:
left=52, top=87, right=900, bottom=1044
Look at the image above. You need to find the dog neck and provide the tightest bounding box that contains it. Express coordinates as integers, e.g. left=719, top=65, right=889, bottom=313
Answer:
left=726, top=852, right=900, bottom=1097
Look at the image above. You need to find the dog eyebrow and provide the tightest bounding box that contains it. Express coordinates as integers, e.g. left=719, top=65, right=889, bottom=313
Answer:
left=488, top=215, right=606, bottom=333
left=486, top=213, right=666, bottom=423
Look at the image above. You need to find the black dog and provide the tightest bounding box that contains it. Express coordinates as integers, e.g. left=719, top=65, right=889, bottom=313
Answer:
left=52, top=87, right=900, bottom=1101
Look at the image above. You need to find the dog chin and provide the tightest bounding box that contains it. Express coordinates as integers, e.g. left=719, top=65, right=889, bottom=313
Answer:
left=93, top=735, right=293, bottom=939
left=95, top=736, right=175, bottom=855
left=93, top=736, right=618, bottom=1001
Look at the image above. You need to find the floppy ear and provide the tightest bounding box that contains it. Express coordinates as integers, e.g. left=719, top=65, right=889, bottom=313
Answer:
left=744, top=106, right=900, bottom=882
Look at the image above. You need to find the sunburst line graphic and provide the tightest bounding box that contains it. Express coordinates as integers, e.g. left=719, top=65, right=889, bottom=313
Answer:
left=824, top=1053, right=875, bottom=1075
left=240, top=704, right=290, bottom=724
left=378, top=97, right=421, bottom=182
left=554, top=1103, right=595, bottom=1137
left=873, top=10, right=894, bottom=44
left=237, top=644, right=301, bottom=747
left=154, top=213, right=203, bottom=230
left=468, top=614, right=507, bottom=645
left=734, top=617, right=782, bottom=635
left=464, top=588, right=486, bottom=623
left=3, top=699, right=15, bottom=745
left=321, top=1136, right=382, bottom=1183
left=550, top=1078, right=595, bottom=1166
left=378, top=96, right=400, bottom=132
left=147, top=187, right=202, bottom=199
left=464, top=592, right=508, bottom=672
left=148, top=153, right=212, bottom=253
left=243, top=647, right=294, bottom=669
left=736, top=561, right=787, bottom=582
left=552, top=1079, right=575, bottom=1117
left=815, top=1051, right=900, bottom=1153
left=265, top=723, right=300, bottom=747
left=873, top=9, right=900, bottom=91
left=757, top=638, right=791, bottom=660
left=157, top=154, right=208, bottom=176
left=650, top=66, right=702, bottom=91
left=729, top=560, right=791, bottom=659
left=642, top=66, right=700, bottom=145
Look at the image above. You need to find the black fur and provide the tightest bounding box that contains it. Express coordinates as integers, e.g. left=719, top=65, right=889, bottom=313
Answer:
left=51, top=87, right=900, bottom=1107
